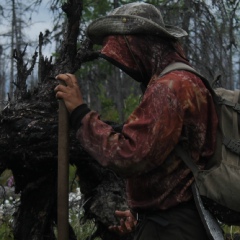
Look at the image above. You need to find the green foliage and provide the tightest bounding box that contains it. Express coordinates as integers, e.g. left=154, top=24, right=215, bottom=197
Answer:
left=98, top=84, right=120, bottom=122
left=68, top=168, right=100, bottom=240
left=0, top=170, right=12, bottom=185
left=123, top=92, right=141, bottom=119
left=97, top=83, right=141, bottom=122
left=70, top=214, right=99, bottom=240
left=0, top=166, right=99, bottom=240
left=83, top=0, right=112, bottom=20
left=222, top=224, right=240, bottom=239
left=69, top=165, right=78, bottom=190
left=0, top=196, right=16, bottom=240
left=0, top=220, right=14, bottom=240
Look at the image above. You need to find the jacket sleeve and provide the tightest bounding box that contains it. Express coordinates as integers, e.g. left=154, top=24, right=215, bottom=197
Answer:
left=75, top=75, right=187, bottom=177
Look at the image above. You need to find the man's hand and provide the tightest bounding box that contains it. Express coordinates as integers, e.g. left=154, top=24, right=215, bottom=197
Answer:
left=54, top=73, right=84, bottom=113
left=109, top=210, right=137, bottom=235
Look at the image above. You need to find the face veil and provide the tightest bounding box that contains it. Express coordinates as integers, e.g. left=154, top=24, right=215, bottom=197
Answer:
left=100, top=35, right=189, bottom=87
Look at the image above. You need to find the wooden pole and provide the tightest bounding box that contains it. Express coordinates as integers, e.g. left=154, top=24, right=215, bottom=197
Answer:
left=57, top=81, right=69, bottom=240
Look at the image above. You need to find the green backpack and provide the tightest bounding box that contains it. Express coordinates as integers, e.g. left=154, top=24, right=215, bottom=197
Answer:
left=160, top=62, right=240, bottom=225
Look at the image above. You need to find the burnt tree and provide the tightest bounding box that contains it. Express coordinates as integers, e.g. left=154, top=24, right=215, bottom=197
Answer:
left=0, top=0, right=130, bottom=239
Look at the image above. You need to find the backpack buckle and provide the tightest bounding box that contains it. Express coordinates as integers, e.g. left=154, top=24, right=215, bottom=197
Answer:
left=223, top=137, right=240, bottom=155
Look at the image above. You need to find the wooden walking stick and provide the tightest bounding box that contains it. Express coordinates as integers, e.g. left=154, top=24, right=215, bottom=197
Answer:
left=57, top=80, right=69, bottom=240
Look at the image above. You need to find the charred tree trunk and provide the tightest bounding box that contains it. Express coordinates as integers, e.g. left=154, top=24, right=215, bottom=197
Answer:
left=0, top=0, right=130, bottom=239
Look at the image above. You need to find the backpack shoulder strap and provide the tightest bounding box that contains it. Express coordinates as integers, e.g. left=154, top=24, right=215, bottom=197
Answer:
left=160, top=63, right=208, bottom=173
left=159, top=62, right=201, bottom=78
left=163, top=63, right=240, bottom=162
left=174, top=145, right=199, bottom=175
left=159, top=62, right=220, bottom=103
left=164, top=64, right=240, bottom=115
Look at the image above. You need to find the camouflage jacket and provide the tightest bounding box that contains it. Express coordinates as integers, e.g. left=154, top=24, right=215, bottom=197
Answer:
left=72, top=35, right=218, bottom=211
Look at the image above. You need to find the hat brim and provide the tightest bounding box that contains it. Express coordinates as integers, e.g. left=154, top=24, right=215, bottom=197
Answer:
left=87, top=15, right=188, bottom=45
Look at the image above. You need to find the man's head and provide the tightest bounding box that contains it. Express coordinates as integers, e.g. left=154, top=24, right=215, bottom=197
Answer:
left=86, top=3, right=188, bottom=85
left=86, top=2, right=187, bottom=45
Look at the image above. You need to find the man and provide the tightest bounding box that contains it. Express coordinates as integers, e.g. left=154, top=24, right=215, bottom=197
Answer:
left=55, top=3, right=218, bottom=240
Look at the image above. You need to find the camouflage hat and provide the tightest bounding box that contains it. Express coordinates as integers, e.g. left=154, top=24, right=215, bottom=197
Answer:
left=87, top=2, right=188, bottom=45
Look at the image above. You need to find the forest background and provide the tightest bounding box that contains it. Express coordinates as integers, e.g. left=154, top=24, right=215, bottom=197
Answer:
left=0, top=0, right=240, bottom=240
left=0, top=0, right=240, bottom=121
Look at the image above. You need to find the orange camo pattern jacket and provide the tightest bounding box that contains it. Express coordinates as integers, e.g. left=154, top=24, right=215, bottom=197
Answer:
left=75, top=35, right=218, bottom=211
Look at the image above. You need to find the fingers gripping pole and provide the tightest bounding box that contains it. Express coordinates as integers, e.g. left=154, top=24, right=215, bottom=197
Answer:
left=58, top=80, right=69, bottom=240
